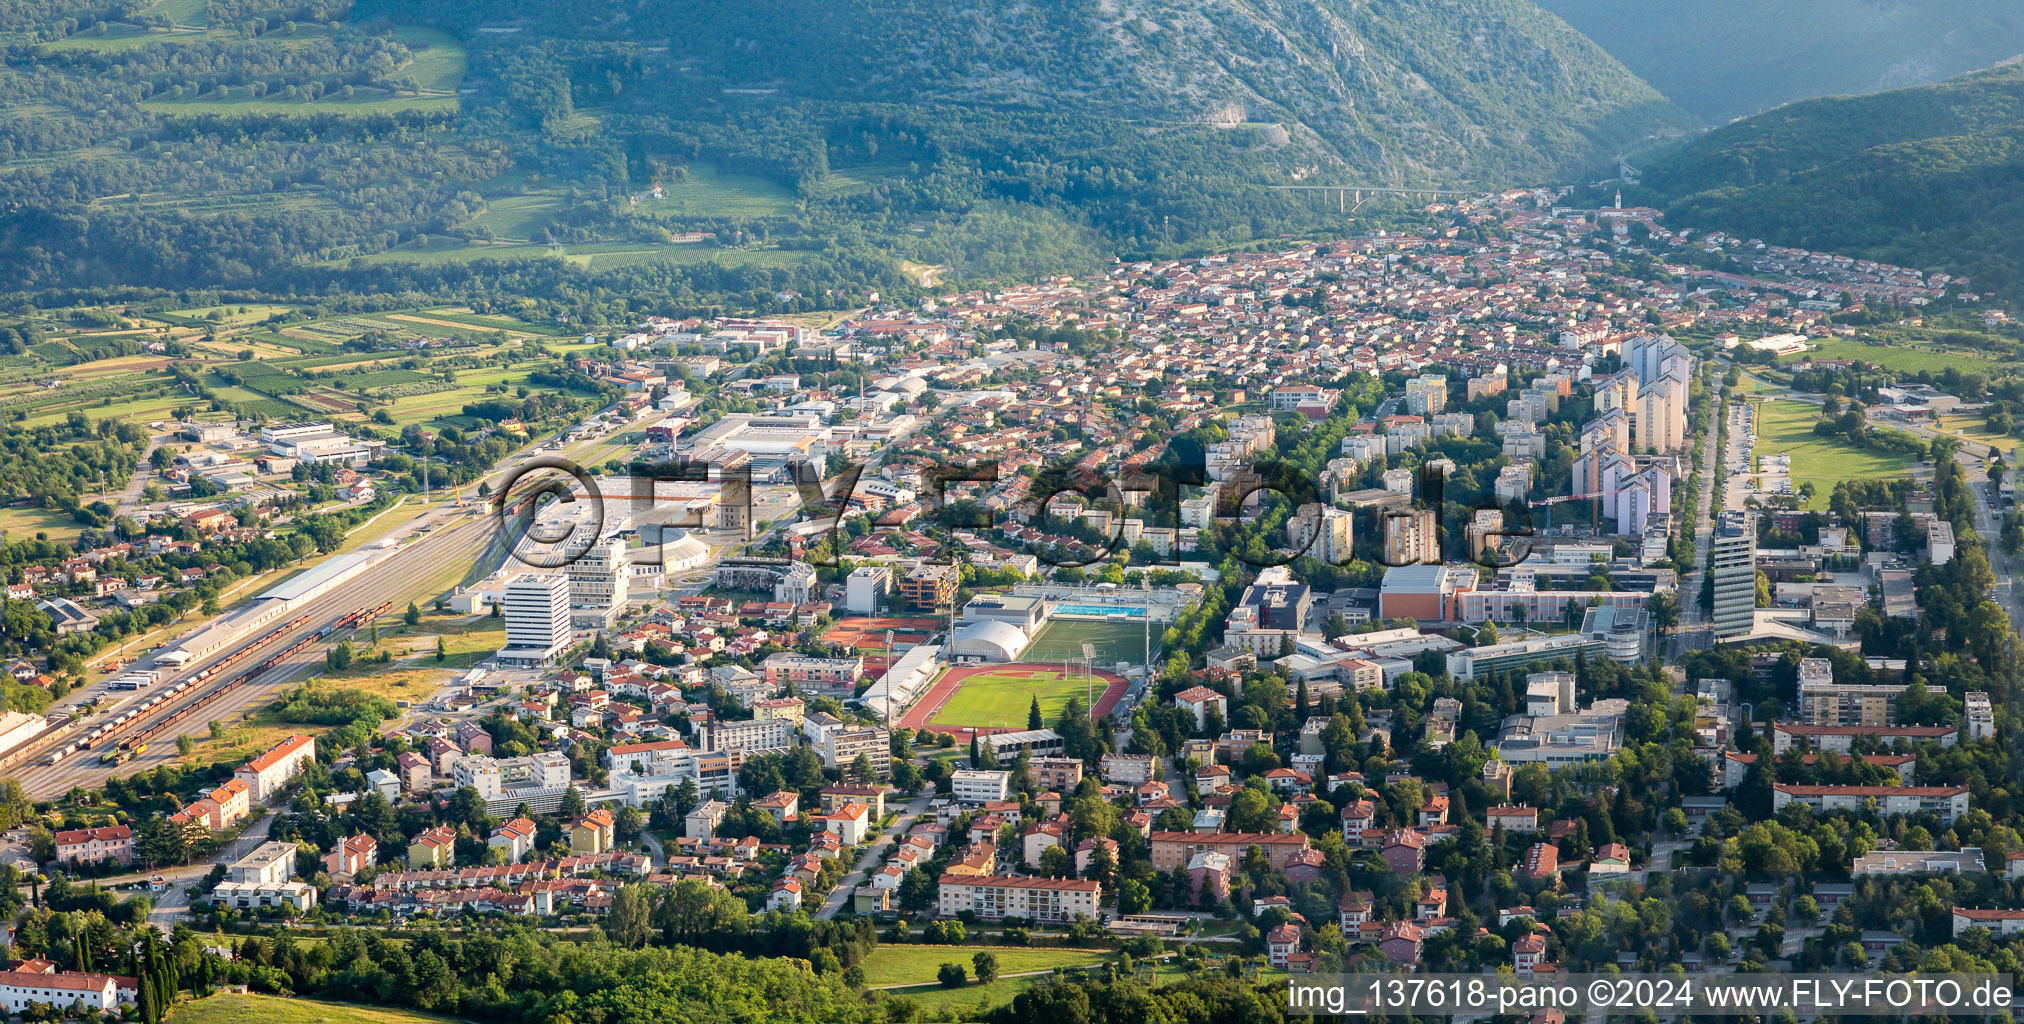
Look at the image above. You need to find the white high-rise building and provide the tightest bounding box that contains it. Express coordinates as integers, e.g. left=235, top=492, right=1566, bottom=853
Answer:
left=845, top=566, right=890, bottom=615
left=1710, top=510, right=1756, bottom=639
left=501, top=573, right=571, bottom=664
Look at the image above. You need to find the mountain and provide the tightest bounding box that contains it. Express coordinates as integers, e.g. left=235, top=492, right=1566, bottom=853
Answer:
left=0, top=0, right=1695, bottom=301
left=1638, top=65, right=2024, bottom=298
left=1539, top=0, right=2024, bottom=124
left=589, top=0, right=1699, bottom=185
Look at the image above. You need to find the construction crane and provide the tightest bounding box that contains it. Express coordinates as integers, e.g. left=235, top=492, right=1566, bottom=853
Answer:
left=1528, top=481, right=1642, bottom=509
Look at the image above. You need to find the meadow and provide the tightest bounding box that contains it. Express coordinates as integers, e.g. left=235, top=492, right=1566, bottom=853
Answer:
left=857, top=944, right=1108, bottom=987
left=167, top=993, right=452, bottom=1024
left=1750, top=395, right=1911, bottom=509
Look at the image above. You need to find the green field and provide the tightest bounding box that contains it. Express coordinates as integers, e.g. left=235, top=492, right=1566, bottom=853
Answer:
left=859, top=945, right=1108, bottom=987
left=929, top=667, right=1095, bottom=730
left=345, top=238, right=817, bottom=271
left=0, top=504, right=84, bottom=543
left=1781, top=337, right=2004, bottom=374
left=135, top=26, right=463, bottom=117
left=1750, top=395, right=1911, bottom=509
left=167, top=994, right=453, bottom=1024
left=1024, top=617, right=1152, bottom=664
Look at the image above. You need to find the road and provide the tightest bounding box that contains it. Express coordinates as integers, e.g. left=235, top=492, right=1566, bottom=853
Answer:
left=1671, top=382, right=1725, bottom=658
left=814, top=791, right=934, bottom=920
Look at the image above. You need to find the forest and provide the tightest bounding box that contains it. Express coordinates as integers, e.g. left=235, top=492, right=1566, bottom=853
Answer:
left=1638, top=65, right=2024, bottom=300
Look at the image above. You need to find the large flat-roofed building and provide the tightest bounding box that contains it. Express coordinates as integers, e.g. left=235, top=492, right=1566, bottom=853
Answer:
left=1446, top=632, right=1605, bottom=681
left=1223, top=568, right=1312, bottom=657
left=1382, top=508, right=1440, bottom=566
left=1579, top=605, right=1647, bottom=664
left=1147, top=831, right=1313, bottom=871
left=1772, top=723, right=1959, bottom=754
left=819, top=723, right=891, bottom=778
left=1378, top=564, right=1474, bottom=622
left=228, top=840, right=298, bottom=885
left=500, top=573, right=571, bottom=665
left=983, top=728, right=1065, bottom=760
left=1799, top=679, right=1907, bottom=726
left=700, top=717, right=796, bottom=754
left=566, top=538, right=631, bottom=628
left=951, top=769, right=1011, bottom=804
left=760, top=653, right=864, bottom=692
left=1493, top=698, right=1627, bottom=769
left=937, top=874, right=1100, bottom=921
left=1772, top=784, right=1969, bottom=823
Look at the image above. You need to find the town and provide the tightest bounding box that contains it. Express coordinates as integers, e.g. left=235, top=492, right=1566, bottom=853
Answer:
left=0, top=183, right=2021, bottom=1021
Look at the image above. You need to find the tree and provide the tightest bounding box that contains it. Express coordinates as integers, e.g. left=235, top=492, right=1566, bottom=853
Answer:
left=1029, top=695, right=1044, bottom=731
left=560, top=785, right=587, bottom=820
left=937, top=962, right=967, bottom=987
left=176, top=734, right=194, bottom=757
left=404, top=602, right=420, bottom=626
left=607, top=882, right=652, bottom=948
left=435, top=636, right=447, bottom=662
left=1118, top=878, right=1152, bottom=915
left=972, top=951, right=999, bottom=985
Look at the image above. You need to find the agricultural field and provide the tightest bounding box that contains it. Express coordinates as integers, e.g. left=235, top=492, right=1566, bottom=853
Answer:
left=1025, top=617, right=1153, bottom=664
left=1750, top=395, right=1910, bottom=509
left=167, top=993, right=452, bottom=1024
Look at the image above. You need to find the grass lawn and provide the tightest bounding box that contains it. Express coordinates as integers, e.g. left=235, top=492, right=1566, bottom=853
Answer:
left=859, top=945, right=1109, bottom=987
left=1024, top=617, right=1152, bottom=664
left=1750, top=395, right=1910, bottom=509
left=884, top=976, right=1051, bottom=1019
left=1781, top=337, right=2004, bottom=375
left=0, top=504, right=83, bottom=543
left=169, top=993, right=455, bottom=1024
left=929, top=667, right=1095, bottom=731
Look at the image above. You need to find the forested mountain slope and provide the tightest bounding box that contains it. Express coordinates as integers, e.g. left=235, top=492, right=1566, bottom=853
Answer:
left=1639, top=65, right=2024, bottom=298
left=0, top=0, right=1693, bottom=306
left=1540, top=0, right=2024, bottom=123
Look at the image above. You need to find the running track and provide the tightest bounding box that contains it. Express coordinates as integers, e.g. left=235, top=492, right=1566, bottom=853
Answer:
left=897, top=662, right=1128, bottom=738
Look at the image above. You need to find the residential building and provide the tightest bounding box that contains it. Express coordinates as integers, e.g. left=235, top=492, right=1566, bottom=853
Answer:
left=233, top=734, right=316, bottom=804
left=936, top=874, right=1101, bottom=922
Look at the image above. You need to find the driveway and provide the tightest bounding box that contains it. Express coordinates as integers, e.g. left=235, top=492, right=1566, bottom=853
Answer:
left=814, top=791, right=934, bottom=920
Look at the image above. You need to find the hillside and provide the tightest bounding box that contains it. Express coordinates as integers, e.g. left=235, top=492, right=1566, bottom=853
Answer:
left=0, top=0, right=1695, bottom=303
left=1637, top=65, right=2024, bottom=299
left=1540, top=0, right=2024, bottom=124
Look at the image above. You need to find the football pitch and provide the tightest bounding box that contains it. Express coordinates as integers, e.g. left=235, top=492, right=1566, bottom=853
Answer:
left=928, top=666, right=1095, bottom=730
left=1023, top=617, right=1151, bottom=665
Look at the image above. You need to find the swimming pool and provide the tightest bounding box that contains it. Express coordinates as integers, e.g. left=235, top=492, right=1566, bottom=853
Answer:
left=1054, top=604, right=1145, bottom=617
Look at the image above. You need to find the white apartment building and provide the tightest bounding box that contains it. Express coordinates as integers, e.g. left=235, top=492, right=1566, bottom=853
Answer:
left=501, top=573, right=571, bottom=665
left=701, top=717, right=797, bottom=754
left=951, top=768, right=1011, bottom=804
left=1771, top=784, right=1970, bottom=824
left=845, top=566, right=891, bottom=615
left=233, top=734, right=316, bottom=804
left=937, top=874, right=1101, bottom=922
